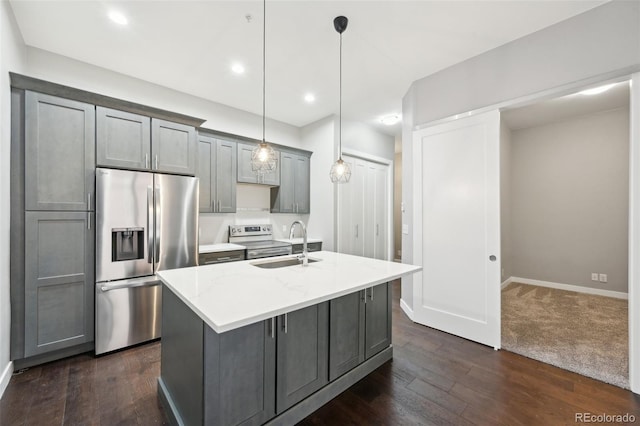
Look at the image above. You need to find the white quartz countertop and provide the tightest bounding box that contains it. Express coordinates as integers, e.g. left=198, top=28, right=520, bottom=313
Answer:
left=158, top=251, right=421, bottom=334
left=199, top=243, right=246, bottom=253
left=275, top=238, right=322, bottom=245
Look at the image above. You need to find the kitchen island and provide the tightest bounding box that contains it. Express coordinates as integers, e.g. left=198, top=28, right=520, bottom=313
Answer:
left=157, top=251, right=421, bottom=426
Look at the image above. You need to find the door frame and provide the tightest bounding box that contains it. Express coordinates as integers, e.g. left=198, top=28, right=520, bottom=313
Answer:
left=411, top=71, right=639, bottom=394
left=337, top=148, right=394, bottom=261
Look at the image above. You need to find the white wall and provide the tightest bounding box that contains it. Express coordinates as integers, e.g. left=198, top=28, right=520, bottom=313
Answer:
left=0, top=0, right=26, bottom=398
left=500, top=122, right=512, bottom=282
left=342, top=118, right=395, bottom=162
left=401, top=0, right=640, bottom=312
left=509, top=108, right=629, bottom=293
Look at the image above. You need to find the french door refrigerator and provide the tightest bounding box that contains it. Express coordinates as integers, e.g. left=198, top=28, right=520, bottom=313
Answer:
left=95, top=167, right=198, bottom=354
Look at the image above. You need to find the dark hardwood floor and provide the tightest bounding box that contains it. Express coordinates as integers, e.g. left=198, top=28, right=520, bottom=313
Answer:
left=2, top=281, right=639, bottom=425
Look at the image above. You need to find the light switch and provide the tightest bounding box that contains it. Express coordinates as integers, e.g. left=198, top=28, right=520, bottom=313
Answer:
left=402, top=224, right=409, bottom=235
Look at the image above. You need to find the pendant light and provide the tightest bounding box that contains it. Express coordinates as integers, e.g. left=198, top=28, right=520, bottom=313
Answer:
left=330, top=16, right=351, bottom=184
left=251, top=0, right=277, bottom=175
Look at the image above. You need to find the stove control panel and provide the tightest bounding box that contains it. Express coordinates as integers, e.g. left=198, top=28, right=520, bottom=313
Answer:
left=229, top=224, right=272, bottom=237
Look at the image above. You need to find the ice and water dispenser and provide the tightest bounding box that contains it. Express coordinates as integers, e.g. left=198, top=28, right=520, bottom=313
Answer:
left=111, top=228, right=145, bottom=261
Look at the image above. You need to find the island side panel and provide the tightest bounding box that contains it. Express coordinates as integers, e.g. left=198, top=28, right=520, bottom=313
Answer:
left=160, top=286, right=204, bottom=426
left=365, top=282, right=392, bottom=359
left=204, top=320, right=276, bottom=426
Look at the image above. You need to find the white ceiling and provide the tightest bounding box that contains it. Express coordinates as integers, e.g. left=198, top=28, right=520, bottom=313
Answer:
left=9, top=0, right=606, bottom=136
left=502, top=81, right=630, bottom=131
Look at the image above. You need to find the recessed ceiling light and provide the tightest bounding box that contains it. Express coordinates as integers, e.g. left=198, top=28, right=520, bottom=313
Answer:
left=579, top=83, right=616, bottom=96
left=231, top=63, right=245, bottom=75
left=380, top=115, right=401, bottom=125
left=108, top=10, right=128, bottom=26
left=304, top=93, right=316, bottom=103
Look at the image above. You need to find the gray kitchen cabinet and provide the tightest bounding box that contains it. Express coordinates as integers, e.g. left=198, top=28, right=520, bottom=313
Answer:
left=96, top=106, right=151, bottom=170
left=292, top=241, right=322, bottom=254
left=276, top=302, right=329, bottom=413
left=364, top=282, right=392, bottom=359
left=329, top=282, right=391, bottom=380
left=271, top=150, right=310, bottom=214
left=25, top=91, right=95, bottom=211
left=204, top=318, right=276, bottom=426
left=151, top=118, right=197, bottom=175
left=197, top=133, right=237, bottom=213
left=24, top=211, right=95, bottom=357
left=237, top=142, right=280, bottom=186
left=198, top=250, right=245, bottom=265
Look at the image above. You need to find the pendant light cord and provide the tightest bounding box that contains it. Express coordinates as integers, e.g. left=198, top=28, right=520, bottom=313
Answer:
left=262, top=0, right=266, bottom=143
left=339, top=31, right=342, bottom=160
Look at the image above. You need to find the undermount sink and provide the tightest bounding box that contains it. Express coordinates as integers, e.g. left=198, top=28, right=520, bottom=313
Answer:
left=250, top=256, right=321, bottom=269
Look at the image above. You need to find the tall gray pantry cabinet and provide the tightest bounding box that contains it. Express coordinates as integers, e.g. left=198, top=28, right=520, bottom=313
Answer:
left=10, top=73, right=205, bottom=368
left=12, top=90, right=95, bottom=362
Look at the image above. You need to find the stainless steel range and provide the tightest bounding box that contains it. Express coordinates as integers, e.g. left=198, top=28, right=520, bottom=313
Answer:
left=229, top=224, right=292, bottom=259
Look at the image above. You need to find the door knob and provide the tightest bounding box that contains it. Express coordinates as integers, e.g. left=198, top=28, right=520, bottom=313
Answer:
left=489, top=255, right=497, bottom=262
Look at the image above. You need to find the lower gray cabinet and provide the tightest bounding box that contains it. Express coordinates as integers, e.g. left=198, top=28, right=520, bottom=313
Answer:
left=276, top=302, right=329, bottom=413
left=204, top=319, right=276, bottom=426
left=329, top=282, right=391, bottom=380
left=24, top=211, right=94, bottom=357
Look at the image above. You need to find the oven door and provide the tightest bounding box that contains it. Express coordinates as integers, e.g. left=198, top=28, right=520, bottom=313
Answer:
left=247, top=246, right=292, bottom=259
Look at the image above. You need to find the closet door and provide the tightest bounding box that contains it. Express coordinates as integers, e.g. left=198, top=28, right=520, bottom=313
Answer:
left=363, top=162, right=376, bottom=258
left=374, top=164, right=389, bottom=260
left=351, top=159, right=367, bottom=256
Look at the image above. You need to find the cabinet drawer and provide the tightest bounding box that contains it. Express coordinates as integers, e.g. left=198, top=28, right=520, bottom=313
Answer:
left=292, top=242, right=322, bottom=254
left=199, top=250, right=245, bottom=265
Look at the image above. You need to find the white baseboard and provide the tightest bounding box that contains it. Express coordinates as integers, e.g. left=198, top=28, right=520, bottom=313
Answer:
left=0, top=361, right=13, bottom=399
left=400, top=298, right=414, bottom=321
left=507, top=276, right=628, bottom=300
left=501, top=277, right=514, bottom=289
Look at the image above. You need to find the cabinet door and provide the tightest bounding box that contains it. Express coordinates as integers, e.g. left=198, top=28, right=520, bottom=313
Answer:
left=329, top=291, right=365, bottom=381
left=215, top=138, right=237, bottom=213
left=237, top=142, right=280, bottom=185
left=277, top=152, right=296, bottom=212
left=25, top=91, right=95, bottom=211
left=294, top=154, right=310, bottom=213
left=365, top=283, right=392, bottom=359
left=205, top=319, right=276, bottom=426
left=151, top=119, right=196, bottom=175
left=24, top=211, right=94, bottom=357
left=96, top=107, right=151, bottom=170
left=196, top=135, right=214, bottom=213
left=276, top=302, right=328, bottom=413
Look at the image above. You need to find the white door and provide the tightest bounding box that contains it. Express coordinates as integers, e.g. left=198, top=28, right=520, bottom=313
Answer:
left=412, top=109, right=501, bottom=348
left=374, top=164, right=389, bottom=260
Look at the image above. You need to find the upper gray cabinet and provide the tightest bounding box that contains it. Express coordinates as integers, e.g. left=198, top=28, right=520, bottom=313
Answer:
left=25, top=91, right=95, bottom=211
left=237, top=142, right=280, bottom=186
left=96, top=107, right=151, bottom=170
left=152, top=118, right=197, bottom=175
left=96, top=111, right=196, bottom=175
left=271, top=150, right=310, bottom=214
left=197, top=133, right=237, bottom=213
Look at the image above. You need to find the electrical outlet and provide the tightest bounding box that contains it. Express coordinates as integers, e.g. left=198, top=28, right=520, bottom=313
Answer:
left=591, top=273, right=599, bottom=281
left=501, top=268, right=505, bottom=278
left=599, top=273, right=608, bottom=283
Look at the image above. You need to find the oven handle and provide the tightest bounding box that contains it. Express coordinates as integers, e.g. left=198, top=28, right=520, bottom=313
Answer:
left=99, top=278, right=162, bottom=292
left=247, top=248, right=292, bottom=259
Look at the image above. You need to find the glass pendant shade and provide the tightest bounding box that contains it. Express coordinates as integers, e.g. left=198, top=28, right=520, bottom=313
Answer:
left=330, top=158, right=351, bottom=184
left=251, top=142, right=277, bottom=175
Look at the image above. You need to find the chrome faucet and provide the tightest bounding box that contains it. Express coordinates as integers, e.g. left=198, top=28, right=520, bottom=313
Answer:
left=289, top=220, right=308, bottom=266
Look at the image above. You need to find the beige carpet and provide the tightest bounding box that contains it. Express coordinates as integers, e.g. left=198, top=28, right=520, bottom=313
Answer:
left=502, top=282, right=629, bottom=389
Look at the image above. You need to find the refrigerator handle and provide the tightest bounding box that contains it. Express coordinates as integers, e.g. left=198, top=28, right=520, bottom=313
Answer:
left=147, top=186, right=153, bottom=264
left=155, top=186, right=161, bottom=265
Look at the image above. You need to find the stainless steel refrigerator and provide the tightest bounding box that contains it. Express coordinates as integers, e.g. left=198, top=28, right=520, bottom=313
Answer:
left=95, top=167, right=198, bottom=354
